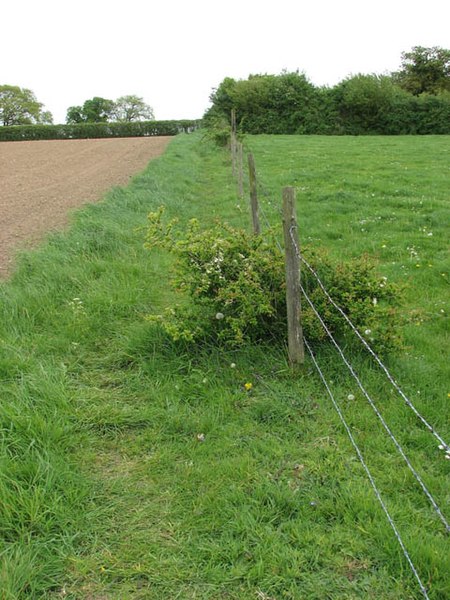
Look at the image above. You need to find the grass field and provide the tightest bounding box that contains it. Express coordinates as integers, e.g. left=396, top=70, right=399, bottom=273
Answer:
left=0, top=133, right=448, bottom=599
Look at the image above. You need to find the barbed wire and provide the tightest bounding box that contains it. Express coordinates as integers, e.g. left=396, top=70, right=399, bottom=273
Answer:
left=240, top=149, right=449, bottom=457
left=299, top=274, right=449, bottom=532
left=243, top=151, right=448, bottom=449
left=237, top=140, right=445, bottom=596
left=304, top=337, right=431, bottom=600
left=299, top=251, right=449, bottom=454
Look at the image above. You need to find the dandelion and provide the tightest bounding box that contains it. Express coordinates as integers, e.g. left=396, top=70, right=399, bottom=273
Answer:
left=215, top=312, right=224, bottom=320
left=230, top=363, right=236, bottom=369
left=364, top=329, right=371, bottom=336
left=244, top=382, right=253, bottom=391
left=347, top=394, right=355, bottom=401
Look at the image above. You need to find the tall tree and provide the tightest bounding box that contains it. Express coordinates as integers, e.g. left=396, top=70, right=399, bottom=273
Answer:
left=66, top=97, right=115, bottom=123
left=112, top=95, right=154, bottom=122
left=394, top=46, right=450, bottom=95
left=0, top=85, right=53, bottom=126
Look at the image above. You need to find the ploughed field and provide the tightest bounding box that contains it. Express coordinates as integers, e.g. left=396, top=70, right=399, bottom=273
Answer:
left=0, top=136, right=171, bottom=275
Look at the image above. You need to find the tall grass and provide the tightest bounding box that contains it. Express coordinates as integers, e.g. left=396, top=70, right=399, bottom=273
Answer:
left=0, top=133, right=448, bottom=599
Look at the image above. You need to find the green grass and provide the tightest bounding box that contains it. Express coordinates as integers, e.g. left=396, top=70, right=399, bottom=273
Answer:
left=0, top=133, right=448, bottom=599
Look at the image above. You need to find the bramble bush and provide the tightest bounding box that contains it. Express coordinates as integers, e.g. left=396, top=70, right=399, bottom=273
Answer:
left=145, top=207, right=404, bottom=355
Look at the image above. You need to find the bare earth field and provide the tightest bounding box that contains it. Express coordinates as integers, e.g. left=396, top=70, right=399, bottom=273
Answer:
left=0, top=136, right=172, bottom=276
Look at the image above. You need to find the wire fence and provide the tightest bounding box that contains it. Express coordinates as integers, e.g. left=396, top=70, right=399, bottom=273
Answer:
left=231, top=135, right=449, bottom=598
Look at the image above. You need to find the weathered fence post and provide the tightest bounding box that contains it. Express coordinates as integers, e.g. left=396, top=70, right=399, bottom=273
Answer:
left=237, top=142, right=244, bottom=198
left=247, top=153, right=261, bottom=235
left=282, top=186, right=304, bottom=366
left=231, top=109, right=237, bottom=176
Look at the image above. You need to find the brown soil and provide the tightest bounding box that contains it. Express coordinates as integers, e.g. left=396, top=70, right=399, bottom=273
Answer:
left=0, top=136, right=172, bottom=276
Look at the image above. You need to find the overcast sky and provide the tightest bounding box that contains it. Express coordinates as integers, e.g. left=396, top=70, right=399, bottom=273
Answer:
left=2, top=0, right=449, bottom=124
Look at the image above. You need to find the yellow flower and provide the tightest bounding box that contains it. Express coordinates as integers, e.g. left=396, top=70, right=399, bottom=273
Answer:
left=244, top=382, right=253, bottom=391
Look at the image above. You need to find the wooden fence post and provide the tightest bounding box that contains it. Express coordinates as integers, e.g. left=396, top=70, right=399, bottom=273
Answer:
left=247, top=153, right=261, bottom=235
left=231, top=109, right=237, bottom=176
left=282, top=186, right=304, bottom=366
left=237, top=142, right=244, bottom=198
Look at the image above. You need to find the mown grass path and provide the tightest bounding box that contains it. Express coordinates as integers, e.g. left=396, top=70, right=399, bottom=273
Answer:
left=0, top=134, right=448, bottom=599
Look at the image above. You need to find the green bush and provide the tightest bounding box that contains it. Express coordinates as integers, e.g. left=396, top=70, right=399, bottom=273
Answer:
left=145, top=208, right=404, bottom=355
left=205, top=71, right=450, bottom=135
left=0, top=120, right=202, bottom=141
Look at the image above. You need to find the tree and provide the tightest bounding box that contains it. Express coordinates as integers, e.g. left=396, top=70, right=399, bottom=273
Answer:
left=66, top=96, right=115, bottom=123
left=393, top=46, right=450, bottom=95
left=0, top=85, right=53, bottom=126
left=205, top=72, right=323, bottom=134
left=332, top=74, right=404, bottom=134
left=112, top=95, right=154, bottom=122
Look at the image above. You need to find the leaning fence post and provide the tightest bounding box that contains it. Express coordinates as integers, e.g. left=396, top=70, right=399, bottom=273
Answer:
left=282, top=186, right=304, bottom=366
left=247, top=153, right=261, bottom=235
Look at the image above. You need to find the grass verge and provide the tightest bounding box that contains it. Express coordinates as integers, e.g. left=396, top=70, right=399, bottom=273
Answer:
left=0, top=133, right=448, bottom=599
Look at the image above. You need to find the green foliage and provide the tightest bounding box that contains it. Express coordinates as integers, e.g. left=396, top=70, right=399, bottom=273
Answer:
left=205, top=71, right=325, bottom=134
left=0, top=85, right=53, bottom=126
left=0, top=119, right=202, bottom=141
left=66, top=95, right=154, bottom=124
left=112, top=94, right=154, bottom=122
left=205, top=54, right=450, bottom=136
left=331, top=74, right=406, bottom=135
left=66, top=96, right=115, bottom=124
left=145, top=208, right=404, bottom=354
left=393, top=46, right=450, bottom=95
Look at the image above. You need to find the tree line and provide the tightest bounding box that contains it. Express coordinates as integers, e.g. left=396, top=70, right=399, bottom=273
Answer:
left=205, top=46, right=450, bottom=135
left=0, top=89, right=154, bottom=127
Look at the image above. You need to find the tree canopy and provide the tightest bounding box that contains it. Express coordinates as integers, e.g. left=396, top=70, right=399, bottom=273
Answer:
left=393, top=46, right=450, bottom=95
left=0, top=85, right=53, bottom=126
left=66, top=95, right=154, bottom=124
left=205, top=46, right=450, bottom=135
left=66, top=97, right=115, bottom=124
left=112, top=95, right=154, bottom=122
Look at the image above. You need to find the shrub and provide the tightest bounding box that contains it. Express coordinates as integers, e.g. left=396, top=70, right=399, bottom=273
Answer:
left=145, top=208, right=404, bottom=355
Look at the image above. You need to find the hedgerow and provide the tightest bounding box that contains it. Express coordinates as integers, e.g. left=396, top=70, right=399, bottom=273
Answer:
left=0, top=120, right=202, bottom=141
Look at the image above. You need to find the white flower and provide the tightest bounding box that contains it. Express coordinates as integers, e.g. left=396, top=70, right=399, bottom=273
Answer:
left=230, top=363, right=236, bottom=369
left=364, top=329, right=371, bottom=336
left=372, top=298, right=378, bottom=306
left=215, top=312, right=224, bottom=320
left=347, top=394, right=355, bottom=401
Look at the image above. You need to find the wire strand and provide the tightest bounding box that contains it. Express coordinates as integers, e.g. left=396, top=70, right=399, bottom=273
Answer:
left=299, top=252, right=449, bottom=453
left=304, top=337, right=431, bottom=600
left=300, top=282, right=449, bottom=533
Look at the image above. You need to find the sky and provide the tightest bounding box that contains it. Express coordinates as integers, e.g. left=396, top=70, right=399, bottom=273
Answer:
left=2, top=0, right=449, bottom=124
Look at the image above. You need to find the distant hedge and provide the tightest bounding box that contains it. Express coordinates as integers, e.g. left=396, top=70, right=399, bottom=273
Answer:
left=0, top=120, right=202, bottom=141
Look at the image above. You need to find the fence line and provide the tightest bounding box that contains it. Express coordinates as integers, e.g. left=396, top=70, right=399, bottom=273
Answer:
left=229, top=130, right=447, bottom=597
left=243, top=146, right=448, bottom=459
left=245, top=178, right=449, bottom=529
left=304, top=337, right=431, bottom=600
